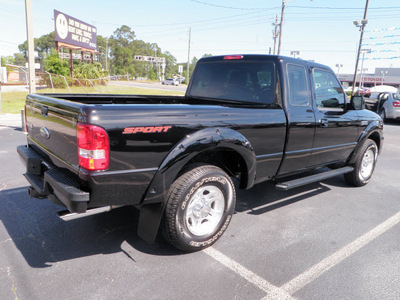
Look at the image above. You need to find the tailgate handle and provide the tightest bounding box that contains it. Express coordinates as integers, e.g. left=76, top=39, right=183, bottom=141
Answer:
left=41, top=106, right=48, bottom=117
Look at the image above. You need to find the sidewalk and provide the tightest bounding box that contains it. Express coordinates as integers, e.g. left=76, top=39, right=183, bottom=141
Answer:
left=0, top=113, right=23, bottom=128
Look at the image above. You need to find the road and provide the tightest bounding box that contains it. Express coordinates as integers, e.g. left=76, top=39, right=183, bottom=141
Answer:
left=0, top=116, right=399, bottom=300
left=110, top=80, right=187, bottom=93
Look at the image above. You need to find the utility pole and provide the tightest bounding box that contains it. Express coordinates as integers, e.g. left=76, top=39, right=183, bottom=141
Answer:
left=272, top=15, right=279, bottom=55
left=187, top=27, right=191, bottom=84
left=277, top=0, right=285, bottom=55
left=25, top=0, right=36, bottom=93
left=105, top=38, right=109, bottom=77
left=351, top=0, right=370, bottom=96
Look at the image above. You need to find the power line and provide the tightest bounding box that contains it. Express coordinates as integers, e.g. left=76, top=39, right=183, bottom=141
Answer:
left=288, top=5, right=400, bottom=10
left=190, top=0, right=280, bottom=11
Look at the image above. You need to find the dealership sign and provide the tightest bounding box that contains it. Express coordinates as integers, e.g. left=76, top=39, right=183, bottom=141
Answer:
left=134, top=55, right=165, bottom=63
left=54, top=10, right=97, bottom=50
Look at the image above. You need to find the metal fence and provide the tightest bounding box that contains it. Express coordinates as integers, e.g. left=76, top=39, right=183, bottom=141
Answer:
left=1, top=68, right=136, bottom=93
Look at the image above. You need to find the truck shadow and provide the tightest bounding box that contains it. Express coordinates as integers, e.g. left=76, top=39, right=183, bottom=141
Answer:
left=235, top=172, right=352, bottom=215
left=0, top=187, right=180, bottom=268
left=0, top=176, right=350, bottom=267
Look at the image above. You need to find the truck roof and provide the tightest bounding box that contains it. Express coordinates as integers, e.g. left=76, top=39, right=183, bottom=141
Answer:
left=198, top=54, right=332, bottom=72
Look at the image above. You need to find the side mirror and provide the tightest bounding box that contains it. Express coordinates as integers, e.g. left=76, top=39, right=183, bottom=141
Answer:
left=350, top=95, right=365, bottom=110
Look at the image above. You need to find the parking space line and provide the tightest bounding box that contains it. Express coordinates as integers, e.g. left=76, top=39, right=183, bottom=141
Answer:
left=204, top=247, right=294, bottom=300
left=281, top=210, right=400, bottom=295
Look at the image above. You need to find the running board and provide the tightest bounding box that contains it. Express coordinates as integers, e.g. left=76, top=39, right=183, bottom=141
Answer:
left=275, top=166, right=354, bottom=191
left=57, top=206, right=121, bottom=221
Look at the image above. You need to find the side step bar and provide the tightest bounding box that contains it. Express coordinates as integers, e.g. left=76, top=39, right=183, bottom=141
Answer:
left=275, top=166, right=354, bottom=191
left=57, top=206, right=121, bottom=221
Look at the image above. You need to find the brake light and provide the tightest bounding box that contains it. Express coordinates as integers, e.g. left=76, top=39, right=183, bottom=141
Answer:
left=393, top=101, right=400, bottom=107
left=77, top=123, right=109, bottom=171
left=223, top=55, right=243, bottom=60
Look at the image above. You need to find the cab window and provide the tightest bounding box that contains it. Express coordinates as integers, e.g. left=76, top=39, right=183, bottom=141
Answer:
left=287, top=64, right=309, bottom=106
left=313, top=69, right=345, bottom=110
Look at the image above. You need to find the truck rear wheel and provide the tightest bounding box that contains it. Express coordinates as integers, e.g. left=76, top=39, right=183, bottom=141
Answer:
left=345, top=139, right=378, bottom=187
left=162, top=165, right=236, bottom=252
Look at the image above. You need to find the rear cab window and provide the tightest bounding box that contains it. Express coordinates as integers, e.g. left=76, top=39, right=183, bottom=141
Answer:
left=189, top=60, right=276, bottom=105
left=287, top=64, right=309, bottom=106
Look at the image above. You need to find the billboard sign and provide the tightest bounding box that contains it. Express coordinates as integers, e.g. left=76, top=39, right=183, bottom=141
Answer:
left=54, top=10, right=97, bottom=50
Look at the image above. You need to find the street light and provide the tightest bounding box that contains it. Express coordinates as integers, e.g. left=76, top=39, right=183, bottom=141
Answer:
left=361, top=68, right=368, bottom=87
left=353, top=19, right=368, bottom=28
left=290, top=51, right=300, bottom=58
left=335, top=64, right=343, bottom=77
left=359, top=49, right=371, bottom=88
left=380, top=70, right=388, bottom=85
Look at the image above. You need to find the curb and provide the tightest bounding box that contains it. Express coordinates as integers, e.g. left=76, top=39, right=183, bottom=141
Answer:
left=0, top=114, right=23, bottom=128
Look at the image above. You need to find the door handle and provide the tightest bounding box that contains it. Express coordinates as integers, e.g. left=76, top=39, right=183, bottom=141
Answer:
left=320, top=119, right=328, bottom=127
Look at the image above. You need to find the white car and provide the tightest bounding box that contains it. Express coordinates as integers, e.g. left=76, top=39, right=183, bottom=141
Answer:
left=365, top=91, right=400, bottom=122
left=162, top=78, right=179, bottom=86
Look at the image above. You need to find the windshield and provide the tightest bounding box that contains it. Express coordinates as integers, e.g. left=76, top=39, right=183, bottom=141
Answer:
left=189, top=61, right=276, bottom=105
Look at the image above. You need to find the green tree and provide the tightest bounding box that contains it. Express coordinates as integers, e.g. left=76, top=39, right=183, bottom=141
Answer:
left=109, top=26, right=136, bottom=75
left=13, top=53, right=26, bottom=66
left=18, top=32, right=55, bottom=70
left=43, top=50, right=69, bottom=76
left=1, top=56, right=15, bottom=66
left=97, top=35, right=109, bottom=71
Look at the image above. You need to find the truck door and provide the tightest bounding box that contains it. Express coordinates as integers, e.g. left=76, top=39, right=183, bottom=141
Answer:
left=279, top=63, right=316, bottom=174
left=308, top=67, right=359, bottom=167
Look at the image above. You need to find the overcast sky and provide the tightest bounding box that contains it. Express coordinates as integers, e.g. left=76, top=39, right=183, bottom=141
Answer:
left=1, top=0, right=399, bottom=74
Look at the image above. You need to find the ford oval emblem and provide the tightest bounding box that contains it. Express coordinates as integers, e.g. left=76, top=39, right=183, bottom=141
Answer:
left=40, top=127, right=50, bottom=139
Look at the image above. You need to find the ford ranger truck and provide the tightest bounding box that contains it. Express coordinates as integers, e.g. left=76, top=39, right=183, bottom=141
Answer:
left=18, top=55, right=384, bottom=252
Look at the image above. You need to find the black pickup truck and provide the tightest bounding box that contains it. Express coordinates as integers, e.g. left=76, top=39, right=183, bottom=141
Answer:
left=18, top=55, right=383, bottom=251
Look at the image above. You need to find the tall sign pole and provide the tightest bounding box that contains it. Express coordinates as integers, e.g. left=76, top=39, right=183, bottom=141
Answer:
left=25, top=0, right=36, bottom=93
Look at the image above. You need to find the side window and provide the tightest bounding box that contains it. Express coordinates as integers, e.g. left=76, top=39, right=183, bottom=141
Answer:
left=313, top=69, right=345, bottom=110
left=287, top=64, right=309, bottom=106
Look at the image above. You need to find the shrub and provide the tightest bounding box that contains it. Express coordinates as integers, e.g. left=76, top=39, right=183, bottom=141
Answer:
left=44, top=50, right=70, bottom=77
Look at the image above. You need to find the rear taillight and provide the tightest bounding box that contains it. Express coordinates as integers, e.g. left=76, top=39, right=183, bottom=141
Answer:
left=77, top=123, right=109, bottom=171
left=393, top=101, right=400, bottom=107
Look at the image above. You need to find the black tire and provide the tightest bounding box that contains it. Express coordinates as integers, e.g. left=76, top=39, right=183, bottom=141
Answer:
left=162, top=165, right=236, bottom=252
left=345, top=139, right=378, bottom=187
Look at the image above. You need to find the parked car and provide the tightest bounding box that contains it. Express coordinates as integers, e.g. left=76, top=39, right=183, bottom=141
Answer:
left=18, top=55, right=383, bottom=252
left=162, top=78, right=179, bottom=86
left=365, top=91, right=400, bottom=122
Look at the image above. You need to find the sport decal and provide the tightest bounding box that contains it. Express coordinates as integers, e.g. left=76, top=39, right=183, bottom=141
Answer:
left=122, top=126, right=172, bottom=134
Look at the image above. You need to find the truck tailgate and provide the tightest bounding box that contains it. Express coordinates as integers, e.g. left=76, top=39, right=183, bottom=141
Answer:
left=25, top=94, right=81, bottom=173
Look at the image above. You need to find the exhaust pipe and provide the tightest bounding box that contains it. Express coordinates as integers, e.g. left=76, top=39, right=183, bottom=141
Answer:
left=57, top=206, right=121, bottom=221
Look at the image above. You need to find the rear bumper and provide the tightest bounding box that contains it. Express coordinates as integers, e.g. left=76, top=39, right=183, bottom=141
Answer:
left=17, top=145, right=89, bottom=213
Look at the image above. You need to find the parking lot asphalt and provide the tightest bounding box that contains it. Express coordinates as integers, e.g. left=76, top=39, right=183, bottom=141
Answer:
left=0, top=116, right=399, bottom=300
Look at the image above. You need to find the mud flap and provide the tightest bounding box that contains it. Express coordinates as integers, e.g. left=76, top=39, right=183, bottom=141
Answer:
left=137, top=202, right=165, bottom=244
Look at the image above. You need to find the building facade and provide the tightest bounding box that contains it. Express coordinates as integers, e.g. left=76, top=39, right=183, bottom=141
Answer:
left=338, top=68, right=400, bottom=88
